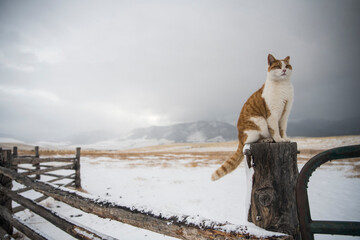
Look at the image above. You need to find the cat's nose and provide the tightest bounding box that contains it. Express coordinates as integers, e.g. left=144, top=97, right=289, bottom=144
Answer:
left=282, top=69, right=286, bottom=73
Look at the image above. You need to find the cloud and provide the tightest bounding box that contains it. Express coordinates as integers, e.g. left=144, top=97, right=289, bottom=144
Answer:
left=0, top=1, right=359, bottom=141
left=0, top=86, right=60, bottom=103
left=20, top=46, right=64, bottom=65
left=0, top=46, right=36, bottom=72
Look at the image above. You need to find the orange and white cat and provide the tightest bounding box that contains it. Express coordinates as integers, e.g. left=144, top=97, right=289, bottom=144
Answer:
left=211, top=54, right=293, bottom=181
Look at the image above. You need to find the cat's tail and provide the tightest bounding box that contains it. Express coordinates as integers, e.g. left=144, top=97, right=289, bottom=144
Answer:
left=211, top=143, right=244, bottom=181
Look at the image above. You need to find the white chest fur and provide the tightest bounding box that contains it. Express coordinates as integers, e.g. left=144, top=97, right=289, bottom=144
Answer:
left=262, top=79, right=293, bottom=118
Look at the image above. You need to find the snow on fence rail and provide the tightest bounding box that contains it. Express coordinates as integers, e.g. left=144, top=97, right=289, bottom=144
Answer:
left=0, top=147, right=291, bottom=240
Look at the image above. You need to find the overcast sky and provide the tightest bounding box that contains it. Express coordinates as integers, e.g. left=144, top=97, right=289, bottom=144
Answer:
left=1, top=0, right=359, bottom=141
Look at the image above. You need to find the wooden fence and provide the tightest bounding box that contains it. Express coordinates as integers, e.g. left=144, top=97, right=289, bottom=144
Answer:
left=0, top=146, right=292, bottom=240
left=8, top=146, right=81, bottom=214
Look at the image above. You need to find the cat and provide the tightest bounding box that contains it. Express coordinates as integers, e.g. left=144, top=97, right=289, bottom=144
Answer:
left=211, top=54, right=293, bottom=181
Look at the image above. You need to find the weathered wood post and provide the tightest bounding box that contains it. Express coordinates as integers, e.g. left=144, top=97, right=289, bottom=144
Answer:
left=75, top=147, right=81, bottom=188
left=244, top=142, right=299, bottom=239
left=0, top=149, right=13, bottom=236
left=12, top=147, right=18, bottom=173
left=34, top=146, right=40, bottom=180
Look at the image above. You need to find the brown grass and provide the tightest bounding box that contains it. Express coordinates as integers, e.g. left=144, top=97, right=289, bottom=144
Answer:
left=3, top=136, right=359, bottom=177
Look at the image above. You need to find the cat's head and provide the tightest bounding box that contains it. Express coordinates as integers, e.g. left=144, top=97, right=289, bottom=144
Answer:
left=267, top=54, right=292, bottom=81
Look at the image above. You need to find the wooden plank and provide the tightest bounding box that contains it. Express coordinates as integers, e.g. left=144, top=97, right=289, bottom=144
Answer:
left=12, top=147, right=18, bottom=173
left=64, top=181, right=75, bottom=188
left=75, top=148, right=81, bottom=188
left=0, top=149, right=13, bottom=235
left=12, top=158, right=76, bottom=165
left=0, top=225, right=11, bottom=240
left=13, top=179, right=73, bottom=213
left=34, top=146, right=40, bottom=180
left=0, top=205, right=47, bottom=240
left=41, top=173, right=75, bottom=179
left=0, top=185, right=116, bottom=240
left=0, top=166, right=290, bottom=240
left=47, top=173, right=76, bottom=183
left=14, top=187, right=31, bottom=194
left=40, top=164, right=57, bottom=168
left=13, top=178, right=74, bottom=214
left=15, top=166, right=33, bottom=171
left=13, top=195, right=49, bottom=214
left=21, top=164, right=75, bottom=176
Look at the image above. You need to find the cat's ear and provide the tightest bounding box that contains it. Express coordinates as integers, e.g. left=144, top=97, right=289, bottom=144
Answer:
left=285, top=56, right=290, bottom=62
left=268, top=54, right=276, bottom=66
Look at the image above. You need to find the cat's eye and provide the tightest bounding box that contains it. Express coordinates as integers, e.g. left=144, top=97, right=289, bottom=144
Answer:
left=286, top=65, right=292, bottom=69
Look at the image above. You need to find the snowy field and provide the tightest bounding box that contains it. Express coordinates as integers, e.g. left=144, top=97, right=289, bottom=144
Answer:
left=4, top=136, right=360, bottom=239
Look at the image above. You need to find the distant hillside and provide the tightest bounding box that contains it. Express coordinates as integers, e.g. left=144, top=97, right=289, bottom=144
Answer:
left=1, top=118, right=359, bottom=149
left=128, top=121, right=237, bottom=143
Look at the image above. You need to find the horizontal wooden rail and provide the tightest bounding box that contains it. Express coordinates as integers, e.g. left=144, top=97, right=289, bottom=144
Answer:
left=12, top=175, right=74, bottom=213
left=47, top=173, right=76, bottom=183
left=13, top=195, right=49, bottom=214
left=0, top=166, right=289, bottom=240
left=13, top=182, right=74, bottom=214
left=20, top=163, right=75, bottom=176
left=53, top=180, right=75, bottom=188
left=15, top=186, right=32, bottom=194
left=41, top=172, right=75, bottom=179
left=0, top=205, right=48, bottom=240
left=0, top=185, right=115, bottom=240
left=12, top=157, right=76, bottom=165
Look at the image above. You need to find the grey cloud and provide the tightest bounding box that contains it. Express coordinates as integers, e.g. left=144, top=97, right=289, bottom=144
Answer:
left=0, top=0, right=359, bottom=141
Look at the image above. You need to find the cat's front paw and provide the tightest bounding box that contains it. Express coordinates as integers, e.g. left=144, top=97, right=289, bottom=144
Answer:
left=281, top=136, right=291, bottom=142
left=272, top=136, right=283, bottom=143
left=277, top=138, right=291, bottom=142
left=258, top=138, right=275, bottom=143
left=273, top=137, right=291, bottom=143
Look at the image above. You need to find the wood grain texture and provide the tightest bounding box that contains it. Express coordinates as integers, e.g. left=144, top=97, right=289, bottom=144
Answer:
left=247, top=142, right=299, bottom=239
left=0, top=150, right=13, bottom=235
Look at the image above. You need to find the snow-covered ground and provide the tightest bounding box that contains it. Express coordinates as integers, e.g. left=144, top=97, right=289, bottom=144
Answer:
left=12, top=151, right=360, bottom=240
left=3, top=136, right=359, bottom=239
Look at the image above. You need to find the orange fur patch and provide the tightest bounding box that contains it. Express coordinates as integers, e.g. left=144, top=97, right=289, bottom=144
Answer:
left=237, top=85, right=270, bottom=144
left=268, top=61, right=282, bottom=72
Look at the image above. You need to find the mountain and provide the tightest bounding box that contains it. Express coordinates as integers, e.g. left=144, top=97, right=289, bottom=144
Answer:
left=128, top=121, right=237, bottom=143
left=2, top=118, right=358, bottom=150
left=127, top=117, right=360, bottom=144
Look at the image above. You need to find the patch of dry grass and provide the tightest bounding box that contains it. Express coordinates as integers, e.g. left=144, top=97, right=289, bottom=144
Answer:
left=3, top=136, right=360, bottom=176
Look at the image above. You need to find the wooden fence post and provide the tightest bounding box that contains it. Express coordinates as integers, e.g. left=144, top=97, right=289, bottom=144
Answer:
left=12, top=147, right=18, bottom=173
left=75, top=147, right=81, bottom=188
left=34, top=146, right=40, bottom=180
left=0, top=149, right=13, bottom=236
left=245, top=142, right=299, bottom=239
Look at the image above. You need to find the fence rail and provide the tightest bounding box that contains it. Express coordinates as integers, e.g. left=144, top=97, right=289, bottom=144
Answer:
left=11, top=157, right=76, bottom=164
left=11, top=146, right=81, bottom=188
left=5, top=146, right=82, bottom=216
left=1, top=146, right=291, bottom=240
